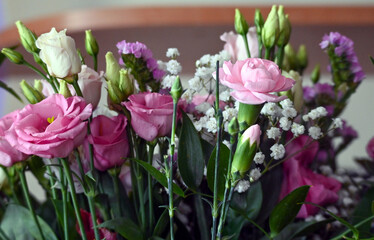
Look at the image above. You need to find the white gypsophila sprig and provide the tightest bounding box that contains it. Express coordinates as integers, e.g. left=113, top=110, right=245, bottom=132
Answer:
left=307, top=106, right=328, bottom=120
left=193, top=116, right=208, bottom=132
left=219, top=90, right=231, bottom=101
left=302, top=114, right=309, bottom=122
left=270, top=143, right=285, bottom=160
left=205, top=107, right=215, bottom=118
left=291, top=123, right=305, bottom=137
left=205, top=117, right=217, bottom=133
left=195, top=102, right=211, bottom=113
left=261, top=102, right=281, bottom=118
left=254, top=152, right=265, bottom=165
left=281, top=107, right=297, bottom=118
left=267, top=127, right=281, bottom=140
left=222, top=107, right=237, bottom=122
left=308, top=126, right=322, bottom=139
left=166, top=59, right=182, bottom=75
left=280, top=99, right=293, bottom=109
left=249, top=168, right=262, bottom=181
left=188, top=76, right=203, bottom=92
left=279, top=117, right=292, bottom=131
left=157, top=60, right=167, bottom=71
left=332, top=118, right=343, bottom=129
left=162, top=75, right=177, bottom=88
left=166, top=48, right=180, bottom=58
left=181, top=88, right=194, bottom=102
left=235, top=180, right=250, bottom=193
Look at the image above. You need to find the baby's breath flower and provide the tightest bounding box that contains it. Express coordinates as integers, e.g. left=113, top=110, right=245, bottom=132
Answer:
left=188, top=76, right=203, bottom=91
left=181, top=89, right=194, bottom=102
left=254, top=152, right=265, bottom=165
left=162, top=75, right=177, bottom=88
left=206, top=117, right=217, bottom=133
left=280, top=99, right=293, bottom=109
left=267, top=127, right=281, bottom=140
left=282, top=107, right=297, bottom=118
left=270, top=143, right=285, bottom=160
left=279, top=117, right=292, bottom=131
left=302, top=114, right=309, bottom=122
left=261, top=102, right=281, bottom=117
left=205, top=108, right=215, bottom=118
left=316, top=106, right=328, bottom=117
left=308, top=126, right=322, bottom=139
left=219, top=90, right=231, bottom=101
left=235, top=180, right=250, bottom=193
left=222, top=107, right=237, bottom=121
left=250, top=168, right=262, bottom=181
left=166, top=59, right=182, bottom=75
left=332, top=118, right=343, bottom=129
left=166, top=48, right=180, bottom=58
left=291, top=123, right=305, bottom=137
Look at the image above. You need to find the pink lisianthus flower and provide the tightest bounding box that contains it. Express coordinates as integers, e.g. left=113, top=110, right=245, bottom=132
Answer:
left=280, top=135, right=341, bottom=218
left=218, top=58, right=295, bottom=105
left=220, top=26, right=259, bottom=62
left=367, top=137, right=374, bottom=160
left=123, top=92, right=185, bottom=142
left=0, top=110, right=28, bottom=167
left=5, top=94, right=92, bottom=158
left=77, top=209, right=117, bottom=240
left=85, top=114, right=129, bottom=171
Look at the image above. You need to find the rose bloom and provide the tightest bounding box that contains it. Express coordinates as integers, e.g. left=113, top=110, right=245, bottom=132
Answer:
left=280, top=135, right=341, bottom=218
left=36, top=28, right=81, bottom=78
left=220, top=26, right=259, bottom=62
left=5, top=94, right=92, bottom=158
left=218, top=58, right=295, bottom=105
left=367, top=137, right=374, bottom=160
left=77, top=209, right=117, bottom=240
left=0, top=110, right=28, bottom=167
left=85, top=114, right=129, bottom=171
left=123, top=92, right=184, bottom=142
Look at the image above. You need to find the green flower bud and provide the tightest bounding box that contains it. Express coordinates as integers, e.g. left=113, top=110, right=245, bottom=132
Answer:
left=254, top=9, right=264, bottom=36
left=85, top=30, right=99, bottom=57
left=15, top=21, right=38, bottom=53
left=237, top=103, right=263, bottom=131
left=105, top=51, right=121, bottom=85
left=277, top=6, right=291, bottom=47
left=33, top=80, right=43, bottom=92
left=297, top=44, right=308, bottom=71
left=235, top=9, right=249, bottom=36
left=59, top=80, right=72, bottom=98
left=261, top=5, right=280, bottom=49
left=170, top=76, right=183, bottom=101
left=284, top=43, right=297, bottom=70
left=311, top=64, right=321, bottom=84
left=1, top=48, right=24, bottom=65
left=119, top=69, right=134, bottom=98
left=20, top=80, right=44, bottom=104
left=231, top=124, right=261, bottom=177
left=107, top=80, right=125, bottom=104
left=228, top=117, right=239, bottom=136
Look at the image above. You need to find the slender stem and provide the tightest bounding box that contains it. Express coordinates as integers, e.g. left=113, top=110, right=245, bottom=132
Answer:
left=93, top=55, right=98, bottom=72
left=258, top=39, right=263, bottom=58
left=265, top=47, right=271, bottom=60
left=72, top=75, right=83, bottom=97
left=6, top=168, right=20, bottom=204
left=24, top=61, right=58, bottom=93
left=111, top=171, right=122, bottom=216
left=46, top=166, right=57, bottom=199
left=61, top=158, right=88, bottom=240
left=18, top=168, right=45, bottom=240
left=215, top=61, right=220, bottom=111
left=58, top=159, right=69, bottom=240
left=87, top=196, right=100, bottom=240
left=276, top=45, right=285, bottom=69
left=147, top=143, right=156, bottom=229
left=241, top=34, right=251, bottom=58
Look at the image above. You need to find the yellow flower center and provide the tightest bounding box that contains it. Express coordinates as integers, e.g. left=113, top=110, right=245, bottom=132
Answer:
left=47, top=116, right=55, bottom=124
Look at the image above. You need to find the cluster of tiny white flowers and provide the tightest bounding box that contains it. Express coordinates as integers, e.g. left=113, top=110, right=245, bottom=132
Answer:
left=280, top=99, right=297, bottom=119
left=279, top=117, right=292, bottom=131
left=219, top=90, right=231, bottom=101
left=205, top=117, right=217, bottom=133
left=308, top=126, right=322, bottom=140
left=267, top=127, right=281, bottom=140
left=249, top=168, right=262, bottom=181
left=261, top=102, right=281, bottom=119
left=166, top=48, right=180, bottom=58
left=188, top=76, right=203, bottom=92
left=291, top=123, right=305, bottom=137
left=162, top=75, right=177, bottom=88
left=332, top=118, right=343, bottom=129
left=253, top=152, right=265, bottom=165
left=303, top=106, right=328, bottom=121
left=161, top=48, right=182, bottom=88
left=235, top=180, right=250, bottom=193
left=270, top=143, right=285, bottom=160
left=166, top=59, right=182, bottom=75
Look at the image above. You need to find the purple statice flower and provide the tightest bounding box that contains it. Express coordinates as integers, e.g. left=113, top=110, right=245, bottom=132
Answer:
left=303, top=83, right=335, bottom=103
left=320, top=32, right=365, bottom=83
left=336, top=120, right=358, bottom=139
left=303, top=86, right=315, bottom=102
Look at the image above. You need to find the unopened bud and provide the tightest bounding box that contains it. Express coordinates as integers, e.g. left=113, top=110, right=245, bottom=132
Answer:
left=15, top=21, right=38, bottom=53
left=105, top=52, right=121, bottom=85
left=261, top=5, right=280, bottom=49
left=254, top=9, right=264, bottom=36
left=59, top=80, right=72, bottom=98
left=119, top=69, right=134, bottom=98
left=277, top=6, right=291, bottom=47
left=85, top=30, right=99, bottom=57
left=33, top=80, right=43, bottom=92
left=311, top=64, right=320, bottom=84
left=170, top=76, right=183, bottom=101
left=284, top=43, right=297, bottom=70
left=297, top=45, right=308, bottom=70
left=231, top=124, right=261, bottom=177
left=20, top=80, right=44, bottom=104
left=235, top=9, right=249, bottom=36
left=1, top=48, right=24, bottom=65
left=107, top=81, right=125, bottom=104
left=228, top=117, right=239, bottom=136
left=237, top=103, right=263, bottom=131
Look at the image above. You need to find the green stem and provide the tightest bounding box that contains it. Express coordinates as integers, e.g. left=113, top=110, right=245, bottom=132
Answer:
left=265, top=47, right=271, bottom=60
left=87, top=195, right=100, bottom=240
left=61, top=158, right=88, bottom=240
left=46, top=166, right=57, bottom=199
left=241, top=34, right=251, bottom=58
left=93, top=55, right=98, bottom=72
left=147, top=142, right=156, bottom=229
left=57, top=159, right=69, bottom=240
left=276, top=45, right=285, bottom=69
left=18, top=167, right=45, bottom=240
left=110, top=169, right=122, bottom=217
left=24, top=61, right=58, bottom=93
left=258, top=39, right=263, bottom=58
left=72, top=75, right=83, bottom=97
left=5, top=168, right=20, bottom=204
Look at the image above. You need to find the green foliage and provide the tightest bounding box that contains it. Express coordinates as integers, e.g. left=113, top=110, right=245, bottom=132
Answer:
left=99, top=217, right=144, bottom=240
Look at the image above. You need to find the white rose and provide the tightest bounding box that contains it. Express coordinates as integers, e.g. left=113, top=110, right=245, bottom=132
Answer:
left=36, top=28, right=81, bottom=78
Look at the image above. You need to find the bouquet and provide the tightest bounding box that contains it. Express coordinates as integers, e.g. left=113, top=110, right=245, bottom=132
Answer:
left=0, top=5, right=372, bottom=240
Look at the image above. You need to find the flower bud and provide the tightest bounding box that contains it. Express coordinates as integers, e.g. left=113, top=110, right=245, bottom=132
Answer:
left=254, top=9, right=264, bottom=36
left=284, top=43, right=297, bottom=70
left=237, top=103, right=263, bottom=131
left=33, top=80, right=43, bottom=92
left=297, top=44, right=308, bottom=71
left=228, top=117, right=239, bottom=136
left=119, top=69, right=134, bottom=98
left=170, top=76, right=183, bottom=101
left=1, top=48, right=24, bottom=64
left=277, top=6, right=291, bottom=47
left=20, top=80, right=44, bottom=104
left=289, top=70, right=303, bottom=112
left=235, top=9, right=249, bottom=36
left=107, top=80, right=125, bottom=104
left=231, top=124, right=261, bottom=177
left=15, top=21, right=38, bottom=53
left=261, top=5, right=280, bottom=49
left=311, top=64, right=320, bottom=84
left=85, top=30, right=99, bottom=57
left=59, top=80, right=72, bottom=98
left=105, top=51, right=121, bottom=85
left=0, top=167, right=8, bottom=190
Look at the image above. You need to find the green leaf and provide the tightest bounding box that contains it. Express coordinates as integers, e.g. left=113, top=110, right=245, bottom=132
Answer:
left=99, top=217, right=144, bottom=240
left=153, top=209, right=169, bottom=237
left=0, top=80, right=23, bottom=103
left=269, top=185, right=310, bottom=238
left=350, top=187, right=374, bottom=237
left=178, top=111, right=205, bottom=190
left=0, top=203, right=58, bottom=240
left=50, top=199, right=78, bottom=240
left=207, top=143, right=230, bottom=200
left=133, top=158, right=185, bottom=197
left=231, top=181, right=263, bottom=220
left=273, top=219, right=333, bottom=240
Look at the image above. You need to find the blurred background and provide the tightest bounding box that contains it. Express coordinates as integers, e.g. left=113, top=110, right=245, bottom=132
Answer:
left=0, top=0, right=373, bottom=172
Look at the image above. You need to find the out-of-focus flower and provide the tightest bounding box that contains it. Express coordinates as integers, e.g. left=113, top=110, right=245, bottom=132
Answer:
left=77, top=209, right=117, bottom=240
left=366, top=137, right=374, bottom=160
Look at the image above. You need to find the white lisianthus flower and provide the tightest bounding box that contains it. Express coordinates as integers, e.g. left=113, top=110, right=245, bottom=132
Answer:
left=36, top=28, right=81, bottom=78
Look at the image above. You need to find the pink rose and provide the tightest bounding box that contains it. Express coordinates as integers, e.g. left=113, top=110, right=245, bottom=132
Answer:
left=220, top=26, right=259, bottom=62
left=78, top=65, right=103, bottom=109
left=85, top=114, right=129, bottom=171
left=0, top=110, right=28, bottom=167
left=5, top=94, right=92, bottom=158
left=367, top=137, right=374, bottom=160
left=280, top=135, right=341, bottom=218
left=123, top=92, right=184, bottom=141
left=77, top=209, right=117, bottom=240
left=218, top=58, right=295, bottom=105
